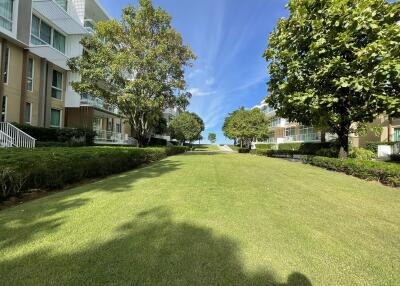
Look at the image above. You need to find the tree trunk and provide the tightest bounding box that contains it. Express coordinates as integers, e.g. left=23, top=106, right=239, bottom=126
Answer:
left=337, top=126, right=350, bottom=158
left=321, top=130, right=326, bottom=143
left=240, top=139, right=243, bottom=148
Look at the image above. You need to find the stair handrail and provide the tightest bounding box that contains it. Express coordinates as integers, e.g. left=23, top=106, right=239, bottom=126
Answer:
left=0, top=122, right=36, bottom=148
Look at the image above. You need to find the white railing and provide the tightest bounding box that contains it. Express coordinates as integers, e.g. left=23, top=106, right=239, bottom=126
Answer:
left=0, top=122, right=36, bottom=148
left=284, top=134, right=321, bottom=143
left=0, top=130, right=13, bottom=147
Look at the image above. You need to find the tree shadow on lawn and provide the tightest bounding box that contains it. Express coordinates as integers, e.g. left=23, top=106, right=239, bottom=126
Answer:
left=0, top=159, right=182, bottom=252
left=1, top=206, right=312, bottom=286
left=0, top=197, right=90, bottom=252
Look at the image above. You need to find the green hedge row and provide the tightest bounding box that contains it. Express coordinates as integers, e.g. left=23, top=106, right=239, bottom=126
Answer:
left=0, top=146, right=187, bottom=200
left=13, top=123, right=96, bottom=146
left=278, top=142, right=335, bottom=154
left=254, top=144, right=275, bottom=150
left=305, top=156, right=400, bottom=187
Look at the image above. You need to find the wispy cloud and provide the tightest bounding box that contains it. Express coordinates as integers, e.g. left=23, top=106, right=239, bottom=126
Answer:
left=189, top=88, right=217, bottom=97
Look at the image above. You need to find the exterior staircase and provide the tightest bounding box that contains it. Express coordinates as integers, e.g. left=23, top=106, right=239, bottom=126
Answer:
left=0, top=122, right=36, bottom=148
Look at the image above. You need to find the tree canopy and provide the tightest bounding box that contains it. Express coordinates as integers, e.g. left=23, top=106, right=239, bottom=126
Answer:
left=169, top=112, right=204, bottom=144
left=222, top=108, right=270, bottom=148
left=68, top=0, right=196, bottom=146
left=208, top=133, right=217, bottom=144
left=264, top=0, right=400, bottom=156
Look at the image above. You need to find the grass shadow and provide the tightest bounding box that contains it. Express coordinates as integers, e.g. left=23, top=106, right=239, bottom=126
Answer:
left=0, top=206, right=312, bottom=285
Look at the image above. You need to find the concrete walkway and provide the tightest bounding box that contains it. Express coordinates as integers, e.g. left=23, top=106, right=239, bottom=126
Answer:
left=218, top=145, right=235, bottom=152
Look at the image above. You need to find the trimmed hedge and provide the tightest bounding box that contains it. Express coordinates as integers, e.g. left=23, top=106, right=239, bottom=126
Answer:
left=305, top=156, right=400, bottom=187
left=390, top=154, right=400, bottom=162
left=13, top=123, right=96, bottom=146
left=278, top=142, right=335, bottom=155
left=254, top=144, right=275, bottom=150
left=0, top=146, right=187, bottom=200
left=148, top=137, right=168, bottom=146
left=238, top=148, right=251, bottom=153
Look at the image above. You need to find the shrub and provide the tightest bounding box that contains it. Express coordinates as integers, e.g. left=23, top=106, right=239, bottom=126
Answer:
left=0, top=146, right=187, bottom=201
left=349, top=147, right=376, bottom=161
left=315, top=148, right=339, bottom=158
left=36, top=141, right=69, bottom=148
left=365, top=142, right=397, bottom=153
left=238, top=148, right=250, bottom=153
left=255, top=144, right=275, bottom=150
left=250, top=149, right=270, bottom=156
left=390, top=154, right=400, bottom=162
left=278, top=142, right=334, bottom=155
left=305, top=156, right=400, bottom=187
left=148, top=137, right=168, bottom=146
left=13, top=123, right=96, bottom=146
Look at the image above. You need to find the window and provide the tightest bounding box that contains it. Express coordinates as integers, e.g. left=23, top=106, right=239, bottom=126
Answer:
left=31, top=15, right=65, bottom=53
left=0, top=0, right=13, bottom=31
left=24, top=102, right=31, bottom=124
left=285, top=127, right=296, bottom=137
left=299, top=126, right=319, bottom=142
left=270, top=117, right=281, bottom=128
left=1, top=96, right=6, bottom=121
left=51, top=70, right=63, bottom=99
left=53, top=30, right=65, bottom=53
left=3, top=46, right=9, bottom=83
left=116, top=123, right=121, bottom=133
left=55, top=0, right=67, bottom=10
left=50, top=109, right=61, bottom=127
left=27, top=58, right=34, bottom=91
left=394, top=128, right=400, bottom=142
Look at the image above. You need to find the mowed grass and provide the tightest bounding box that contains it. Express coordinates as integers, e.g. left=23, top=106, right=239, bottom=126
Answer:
left=0, top=153, right=399, bottom=285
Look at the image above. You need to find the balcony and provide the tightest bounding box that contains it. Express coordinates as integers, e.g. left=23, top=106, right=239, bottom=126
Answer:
left=80, top=95, right=120, bottom=115
left=32, top=0, right=87, bottom=35
left=284, top=134, right=321, bottom=143
left=29, top=43, right=69, bottom=69
left=94, top=129, right=137, bottom=146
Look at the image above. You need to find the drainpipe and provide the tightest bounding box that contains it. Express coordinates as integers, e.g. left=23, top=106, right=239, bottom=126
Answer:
left=0, top=38, right=6, bottom=122
left=19, top=49, right=28, bottom=124
left=38, top=59, right=48, bottom=127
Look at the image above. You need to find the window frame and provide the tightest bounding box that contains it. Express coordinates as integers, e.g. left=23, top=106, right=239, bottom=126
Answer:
left=0, top=0, right=14, bottom=32
left=51, top=69, right=63, bottom=100
left=3, top=46, right=10, bottom=84
left=24, top=102, right=32, bottom=124
left=1, top=96, right=7, bottom=122
left=50, top=108, right=62, bottom=128
left=30, top=14, right=66, bottom=54
left=27, top=57, right=34, bottom=91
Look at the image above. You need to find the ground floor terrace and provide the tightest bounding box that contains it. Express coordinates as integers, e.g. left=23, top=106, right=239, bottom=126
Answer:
left=1, top=151, right=399, bottom=285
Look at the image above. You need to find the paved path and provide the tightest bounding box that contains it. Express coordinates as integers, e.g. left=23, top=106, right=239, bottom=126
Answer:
left=218, top=145, right=235, bottom=152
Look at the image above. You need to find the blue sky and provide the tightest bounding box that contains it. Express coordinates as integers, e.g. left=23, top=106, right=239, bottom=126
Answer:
left=99, top=0, right=288, bottom=144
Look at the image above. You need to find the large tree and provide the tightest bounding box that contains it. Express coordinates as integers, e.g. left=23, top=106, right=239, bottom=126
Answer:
left=222, top=108, right=270, bottom=148
left=68, top=0, right=195, bottom=146
left=169, top=112, right=203, bottom=146
left=264, top=0, right=400, bottom=157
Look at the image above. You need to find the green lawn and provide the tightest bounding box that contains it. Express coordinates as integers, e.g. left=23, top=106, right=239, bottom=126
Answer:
left=192, top=144, right=220, bottom=151
left=1, top=153, right=399, bottom=285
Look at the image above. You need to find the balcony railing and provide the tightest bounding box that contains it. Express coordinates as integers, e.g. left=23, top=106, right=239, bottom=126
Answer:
left=81, top=95, right=119, bottom=115
left=94, top=129, right=137, bottom=146
left=284, top=134, right=321, bottom=143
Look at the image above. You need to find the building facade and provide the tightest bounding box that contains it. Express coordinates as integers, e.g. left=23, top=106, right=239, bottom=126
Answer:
left=0, top=0, right=133, bottom=145
left=253, top=101, right=400, bottom=148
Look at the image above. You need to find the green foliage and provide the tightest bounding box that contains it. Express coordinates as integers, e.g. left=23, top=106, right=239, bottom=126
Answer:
left=348, top=147, right=377, bottom=161
left=305, top=156, right=400, bottom=187
left=255, top=144, right=275, bottom=150
left=13, top=123, right=96, bottom=146
left=238, top=148, right=251, bottom=153
left=264, top=0, right=400, bottom=155
left=390, top=154, right=400, bottom=162
left=0, top=146, right=187, bottom=200
left=365, top=141, right=397, bottom=153
left=250, top=149, right=270, bottom=156
left=315, top=148, right=339, bottom=158
left=68, top=0, right=196, bottom=146
left=208, top=133, right=217, bottom=144
left=278, top=142, right=334, bottom=155
left=148, top=137, right=168, bottom=146
left=169, top=112, right=203, bottom=144
left=223, top=108, right=270, bottom=148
